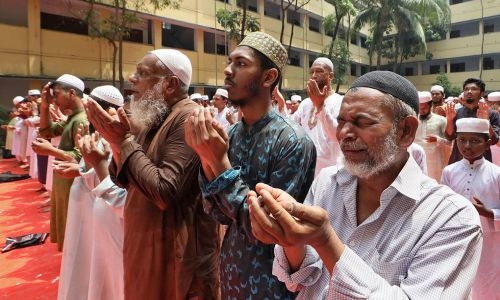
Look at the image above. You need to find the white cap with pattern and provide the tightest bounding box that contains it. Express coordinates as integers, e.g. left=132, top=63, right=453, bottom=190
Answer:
left=52, top=74, right=85, bottom=92
left=430, top=85, right=444, bottom=93
left=456, top=118, right=490, bottom=134
left=215, top=88, right=228, bottom=99
left=149, top=49, right=192, bottom=87
left=291, top=95, right=302, bottom=102
left=487, top=91, right=500, bottom=102
left=12, top=96, right=25, bottom=105
left=418, top=91, right=432, bottom=103
left=90, top=85, right=124, bottom=107
left=28, top=89, right=41, bottom=96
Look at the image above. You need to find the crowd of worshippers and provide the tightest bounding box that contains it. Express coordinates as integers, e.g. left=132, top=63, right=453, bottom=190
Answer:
left=2, top=31, right=499, bottom=300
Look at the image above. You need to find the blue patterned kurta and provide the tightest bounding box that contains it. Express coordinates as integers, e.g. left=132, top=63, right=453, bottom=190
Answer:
left=200, top=110, right=316, bottom=299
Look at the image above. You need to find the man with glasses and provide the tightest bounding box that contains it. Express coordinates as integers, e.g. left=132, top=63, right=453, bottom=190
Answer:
left=84, top=49, right=220, bottom=299
left=32, top=74, right=87, bottom=251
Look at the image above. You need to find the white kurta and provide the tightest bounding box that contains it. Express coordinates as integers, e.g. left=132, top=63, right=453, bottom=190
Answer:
left=409, top=143, right=428, bottom=175
left=441, top=158, right=500, bottom=299
left=88, top=176, right=126, bottom=300
left=11, top=117, right=27, bottom=160
left=292, top=94, right=343, bottom=176
left=57, top=161, right=98, bottom=300
left=214, top=106, right=231, bottom=130
left=414, top=113, right=449, bottom=181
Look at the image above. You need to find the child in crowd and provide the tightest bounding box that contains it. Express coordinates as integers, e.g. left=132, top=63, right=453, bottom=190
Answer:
left=440, top=117, right=500, bottom=299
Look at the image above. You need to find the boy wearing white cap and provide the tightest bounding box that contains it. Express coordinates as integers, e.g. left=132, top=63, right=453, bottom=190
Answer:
left=440, top=117, right=500, bottom=299
left=430, top=84, right=446, bottom=117
left=58, top=85, right=126, bottom=300
left=10, top=96, right=28, bottom=165
left=414, top=91, right=449, bottom=180
left=32, top=74, right=87, bottom=251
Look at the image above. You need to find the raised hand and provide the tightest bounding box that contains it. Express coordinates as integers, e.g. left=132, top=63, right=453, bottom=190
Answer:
left=476, top=102, right=489, bottom=119
left=84, top=97, right=131, bottom=146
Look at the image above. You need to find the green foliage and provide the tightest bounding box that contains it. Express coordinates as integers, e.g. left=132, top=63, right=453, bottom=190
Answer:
left=216, top=8, right=260, bottom=42
left=434, top=73, right=461, bottom=97
left=322, top=39, right=351, bottom=90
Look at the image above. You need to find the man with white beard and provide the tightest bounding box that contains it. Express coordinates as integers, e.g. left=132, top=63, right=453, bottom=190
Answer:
left=247, top=71, right=483, bottom=299
left=84, top=49, right=220, bottom=300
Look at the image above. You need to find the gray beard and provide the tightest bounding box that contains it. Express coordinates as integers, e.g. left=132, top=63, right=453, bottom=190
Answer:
left=341, top=125, right=400, bottom=179
left=129, top=80, right=170, bottom=131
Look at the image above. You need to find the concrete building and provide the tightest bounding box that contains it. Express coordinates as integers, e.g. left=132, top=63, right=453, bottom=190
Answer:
left=0, top=0, right=499, bottom=109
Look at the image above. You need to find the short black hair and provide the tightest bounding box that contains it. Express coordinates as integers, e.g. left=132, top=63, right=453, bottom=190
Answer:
left=463, top=78, right=485, bottom=92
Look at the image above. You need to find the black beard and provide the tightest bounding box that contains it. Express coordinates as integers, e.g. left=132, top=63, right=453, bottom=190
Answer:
left=466, top=98, right=474, bottom=104
left=419, top=113, right=430, bottom=120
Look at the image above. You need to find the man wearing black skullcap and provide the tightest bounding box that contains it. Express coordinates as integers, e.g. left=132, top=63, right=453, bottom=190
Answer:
left=247, top=71, right=483, bottom=299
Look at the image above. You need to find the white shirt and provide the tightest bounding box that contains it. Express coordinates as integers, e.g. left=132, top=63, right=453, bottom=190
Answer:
left=273, top=157, right=482, bottom=299
left=214, top=106, right=231, bottom=129
left=292, top=94, right=343, bottom=176
left=441, top=157, right=500, bottom=299
left=408, top=143, right=427, bottom=174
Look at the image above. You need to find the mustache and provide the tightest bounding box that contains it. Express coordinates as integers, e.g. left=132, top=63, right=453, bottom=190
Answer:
left=224, top=78, right=235, bottom=85
left=340, top=140, right=367, bottom=151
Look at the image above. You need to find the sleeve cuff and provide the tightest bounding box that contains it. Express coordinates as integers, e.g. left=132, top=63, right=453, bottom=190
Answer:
left=92, top=175, right=116, bottom=198
left=273, top=245, right=324, bottom=290
left=201, top=167, right=241, bottom=197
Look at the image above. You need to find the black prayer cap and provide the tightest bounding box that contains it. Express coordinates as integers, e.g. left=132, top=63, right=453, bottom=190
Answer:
left=349, top=71, right=419, bottom=115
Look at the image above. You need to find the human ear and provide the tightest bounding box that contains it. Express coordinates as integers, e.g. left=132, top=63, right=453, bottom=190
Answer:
left=398, top=115, right=419, bottom=147
left=163, top=76, right=179, bottom=95
left=262, top=68, right=279, bottom=88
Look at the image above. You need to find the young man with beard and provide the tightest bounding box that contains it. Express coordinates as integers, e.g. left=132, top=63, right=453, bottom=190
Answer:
left=445, top=78, right=500, bottom=164
left=246, top=71, right=483, bottom=299
left=185, top=31, right=317, bottom=299
left=291, top=57, right=343, bottom=176
left=84, top=49, right=220, bottom=300
left=430, top=85, right=446, bottom=117
left=414, top=91, right=449, bottom=181
left=33, top=74, right=87, bottom=251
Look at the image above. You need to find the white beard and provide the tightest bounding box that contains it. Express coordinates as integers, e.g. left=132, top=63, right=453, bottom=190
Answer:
left=129, top=79, right=170, bottom=131
left=341, top=125, right=400, bottom=179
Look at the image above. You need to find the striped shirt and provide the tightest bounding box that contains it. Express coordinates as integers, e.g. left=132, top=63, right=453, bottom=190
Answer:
left=273, top=157, right=483, bottom=299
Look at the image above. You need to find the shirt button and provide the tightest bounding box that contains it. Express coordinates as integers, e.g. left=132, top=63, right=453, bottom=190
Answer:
left=466, top=188, right=470, bottom=191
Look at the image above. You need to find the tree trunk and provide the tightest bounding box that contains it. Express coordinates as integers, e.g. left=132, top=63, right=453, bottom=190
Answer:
left=240, top=0, right=247, bottom=42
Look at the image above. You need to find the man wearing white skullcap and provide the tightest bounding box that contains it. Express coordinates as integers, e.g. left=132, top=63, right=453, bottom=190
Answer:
left=414, top=91, right=449, bottom=180
left=58, top=85, right=126, bottom=300
left=441, top=117, right=500, bottom=299
left=185, top=31, right=316, bottom=299
left=32, top=74, right=87, bottom=251
left=444, top=78, right=500, bottom=165
left=211, top=88, right=230, bottom=129
left=10, top=96, right=29, bottom=165
left=289, top=94, right=301, bottom=115
left=430, top=84, right=446, bottom=117
left=250, top=71, right=482, bottom=299
left=292, top=56, right=343, bottom=176
left=84, top=49, right=220, bottom=299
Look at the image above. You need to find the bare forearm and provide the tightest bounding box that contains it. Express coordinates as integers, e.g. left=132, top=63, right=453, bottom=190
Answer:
left=283, top=245, right=307, bottom=272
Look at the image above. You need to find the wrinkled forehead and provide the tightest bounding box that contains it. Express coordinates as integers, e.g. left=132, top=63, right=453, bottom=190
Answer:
left=137, top=54, right=162, bottom=71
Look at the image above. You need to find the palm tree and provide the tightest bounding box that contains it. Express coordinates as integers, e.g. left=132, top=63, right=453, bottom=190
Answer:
left=352, top=0, right=450, bottom=69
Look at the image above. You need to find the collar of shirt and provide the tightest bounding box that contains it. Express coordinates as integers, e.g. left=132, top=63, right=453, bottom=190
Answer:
left=241, top=110, right=276, bottom=135
left=460, top=156, right=485, bottom=168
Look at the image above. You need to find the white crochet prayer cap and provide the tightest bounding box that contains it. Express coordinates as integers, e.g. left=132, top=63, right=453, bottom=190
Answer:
left=313, top=57, right=334, bottom=71
left=12, top=96, right=25, bottom=105
left=430, top=85, right=444, bottom=93
left=28, top=89, right=41, bottom=96
left=90, top=85, right=124, bottom=107
left=285, top=100, right=291, bottom=104
left=487, top=91, right=500, bottom=102
left=445, top=96, right=455, bottom=103
left=202, top=95, right=209, bottom=101
left=190, top=93, right=202, bottom=101
left=456, top=118, right=490, bottom=134
left=53, top=74, right=85, bottom=92
left=149, top=49, right=192, bottom=87
left=291, top=95, right=302, bottom=102
left=215, top=88, right=228, bottom=98
left=418, top=91, right=432, bottom=103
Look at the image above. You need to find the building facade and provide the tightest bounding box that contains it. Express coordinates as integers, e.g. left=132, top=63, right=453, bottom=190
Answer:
left=0, top=0, right=499, bottom=109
